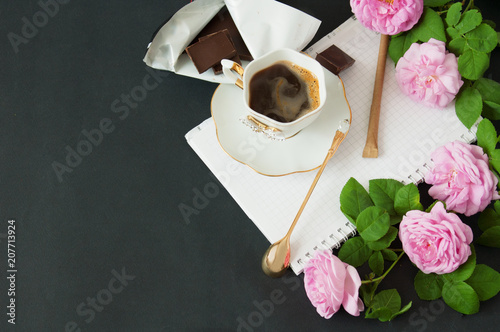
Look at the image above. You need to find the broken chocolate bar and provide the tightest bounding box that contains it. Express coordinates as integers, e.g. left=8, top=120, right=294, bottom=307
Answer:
left=199, top=29, right=241, bottom=75
left=193, top=7, right=253, bottom=61
left=186, top=30, right=237, bottom=74
left=315, top=44, right=355, bottom=75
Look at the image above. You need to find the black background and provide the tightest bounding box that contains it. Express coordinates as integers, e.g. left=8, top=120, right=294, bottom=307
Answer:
left=1, top=0, right=500, bottom=331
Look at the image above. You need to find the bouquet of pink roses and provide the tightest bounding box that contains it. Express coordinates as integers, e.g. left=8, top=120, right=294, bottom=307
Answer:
left=301, top=0, right=500, bottom=321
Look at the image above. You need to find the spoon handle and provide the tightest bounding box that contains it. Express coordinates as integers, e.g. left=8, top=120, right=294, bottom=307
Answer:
left=285, top=124, right=349, bottom=238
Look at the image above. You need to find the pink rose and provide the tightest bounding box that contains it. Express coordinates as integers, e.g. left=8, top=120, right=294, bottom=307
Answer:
left=350, top=0, right=424, bottom=35
left=425, top=141, right=500, bottom=216
left=399, top=202, right=473, bottom=274
left=303, top=250, right=364, bottom=318
left=395, top=38, right=464, bottom=109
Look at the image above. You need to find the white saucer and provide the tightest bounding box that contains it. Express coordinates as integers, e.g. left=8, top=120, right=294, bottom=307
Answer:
left=211, top=68, right=352, bottom=176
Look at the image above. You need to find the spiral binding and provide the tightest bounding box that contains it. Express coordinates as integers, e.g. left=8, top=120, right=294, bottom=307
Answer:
left=294, top=221, right=357, bottom=271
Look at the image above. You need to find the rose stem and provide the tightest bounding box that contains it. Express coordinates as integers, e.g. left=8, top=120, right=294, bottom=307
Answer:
left=361, top=251, right=405, bottom=285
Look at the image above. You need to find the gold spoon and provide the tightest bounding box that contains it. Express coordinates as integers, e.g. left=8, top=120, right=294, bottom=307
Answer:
left=262, top=119, right=350, bottom=277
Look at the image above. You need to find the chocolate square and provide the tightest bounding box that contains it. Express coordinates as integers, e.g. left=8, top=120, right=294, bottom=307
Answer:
left=316, top=44, right=355, bottom=75
left=199, top=29, right=241, bottom=75
left=186, top=30, right=237, bottom=74
left=193, top=7, right=253, bottom=61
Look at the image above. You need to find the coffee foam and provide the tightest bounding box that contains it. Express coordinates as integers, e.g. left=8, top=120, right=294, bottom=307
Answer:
left=249, top=60, right=320, bottom=123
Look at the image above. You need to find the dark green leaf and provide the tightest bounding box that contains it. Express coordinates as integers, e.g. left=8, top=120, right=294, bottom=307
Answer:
left=442, top=281, right=480, bottom=314
left=482, top=19, right=496, bottom=30
left=367, top=226, right=399, bottom=251
left=455, top=9, right=482, bottom=35
left=411, top=7, right=446, bottom=42
left=369, top=179, right=404, bottom=215
left=388, top=33, right=418, bottom=65
left=478, top=206, right=500, bottom=232
left=476, top=226, right=500, bottom=248
left=465, top=23, right=499, bottom=53
left=476, top=119, right=497, bottom=156
left=357, top=206, right=391, bottom=242
left=466, top=264, right=500, bottom=301
left=369, top=251, right=384, bottom=276
left=424, top=0, right=452, bottom=7
left=445, top=2, right=462, bottom=27
left=414, top=271, right=444, bottom=300
left=381, top=249, right=398, bottom=261
left=448, top=36, right=468, bottom=55
left=489, top=150, right=500, bottom=174
left=394, top=183, right=423, bottom=216
left=425, top=200, right=444, bottom=212
left=340, top=177, right=374, bottom=224
left=442, top=245, right=476, bottom=282
left=389, top=215, right=402, bottom=226
left=338, top=236, right=373, bottom=267
left=455, top=87, right=483, bottom=128
left=360, top=282, right=377, bottom=307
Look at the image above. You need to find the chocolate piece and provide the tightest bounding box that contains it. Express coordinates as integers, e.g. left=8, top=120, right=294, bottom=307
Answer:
left=199, top=29, right=241, bottom=75
left=186, top=30, right=237, bottom=74
left=316, top=44, right=355, bottom=75
left=193, top=7, right=253, bottom=61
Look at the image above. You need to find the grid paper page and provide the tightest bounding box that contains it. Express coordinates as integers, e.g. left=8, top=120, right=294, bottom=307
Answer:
left=186, top=17, right=476, bottom=274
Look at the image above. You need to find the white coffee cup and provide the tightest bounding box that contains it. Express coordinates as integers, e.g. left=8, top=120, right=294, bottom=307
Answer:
left=222, top=48, right=327, bottom=140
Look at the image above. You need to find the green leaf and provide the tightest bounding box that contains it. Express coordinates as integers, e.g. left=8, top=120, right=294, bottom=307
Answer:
left=455, top=9, right=482, bottom=35
left=478, top=201, right=500, bottom=231
left=483, top=101, right=500, bottom=120
left=476, top=119, right=498, bottom=156
left=476, top=77, right=500, bottom=117
left=366, top=289, right=403, bottom=322
left=445, top=2, right=462, bottom=27
left=473, top=266, right=500, bottom=301
left=394, top=183, right=424, bottom=216
left=338, top=236, right=373, bottom=267
left=360, top=282, right=377, bottom=307
left=475, top=226, right=500, bottom=248
left=446, top=27, right=461, bottom=40
left=381, top=249, right=398, bottom=261
left=465, top=23, right=499, bottom=53
left=365, top=307, right=393, bottom=321
left=424, top=0, right=451, bottom=7
left=448, top=36, right=469, bottom=56
left=367, top=226, right=398, bottom=251
left=369, top=251, right=384, bottom=276
left=442, top=281, right=480, bottom=314
left=425, top=200, right=443, bottom=212
left=458, top=48, right=490, bottom=80
left=411, top=7, right=446, bottom=42
left=466, top=264, right=500, bottom=301
left=390, top=301, right=413, bottom=321
left=482, top=19, right=496, bottom=30
left=414, top=271, right=444, bottom=300
left=340, top=177, right=374, bottom=224
left=357, top=206, right=391, bottom=242
left=474, top=77, right=500, bottom=105
left=388, top=33, right=418, bottom=65
left=442, top=245, right=476, bottom=282
left=455, top=87, right=483, bottom=129
left=369, top=179, right=404, bottom=215
left=489, top=150, right=500, bottom=174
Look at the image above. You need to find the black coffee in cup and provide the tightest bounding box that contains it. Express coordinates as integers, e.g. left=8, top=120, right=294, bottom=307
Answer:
left=248, top=61, right=320, bottom=123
